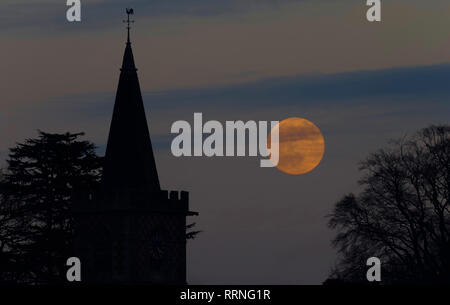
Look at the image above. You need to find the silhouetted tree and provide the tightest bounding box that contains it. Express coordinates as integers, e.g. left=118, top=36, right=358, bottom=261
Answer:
left=0, top=131, right=102, bottom=283
left=327, top=125, right=450, bottom=284
left=186, top=222, right=201, bottom=240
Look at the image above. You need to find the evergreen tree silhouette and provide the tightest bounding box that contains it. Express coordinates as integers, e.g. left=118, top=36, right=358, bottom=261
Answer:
left=0, top=131, right=102, bottom=283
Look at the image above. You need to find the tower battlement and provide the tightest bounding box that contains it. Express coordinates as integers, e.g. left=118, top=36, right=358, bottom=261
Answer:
left=74, top=189, right=197, bottom=215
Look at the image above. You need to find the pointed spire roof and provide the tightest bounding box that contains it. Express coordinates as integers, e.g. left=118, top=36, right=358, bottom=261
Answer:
left=101, top=21, right=160, bottom=193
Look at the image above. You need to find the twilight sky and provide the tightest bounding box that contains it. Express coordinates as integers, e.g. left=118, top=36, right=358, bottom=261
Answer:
left=1, top=0, right=450, bottom=284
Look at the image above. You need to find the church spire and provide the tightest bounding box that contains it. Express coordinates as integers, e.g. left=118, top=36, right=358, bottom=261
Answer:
left=101, top=9, right=161, bottom=194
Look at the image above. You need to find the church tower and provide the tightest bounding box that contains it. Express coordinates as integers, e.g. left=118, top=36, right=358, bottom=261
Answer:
left=74, top=9, right=197, bottom=284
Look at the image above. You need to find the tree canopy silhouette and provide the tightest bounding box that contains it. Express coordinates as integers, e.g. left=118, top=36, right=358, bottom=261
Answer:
left=0, top=131, right=102, bottom=283
left=327, top=125, right=450, bottom=284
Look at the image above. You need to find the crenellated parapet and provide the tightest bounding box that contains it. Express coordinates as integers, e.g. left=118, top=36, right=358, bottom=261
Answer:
left=73, top=188, right=197, bottom=216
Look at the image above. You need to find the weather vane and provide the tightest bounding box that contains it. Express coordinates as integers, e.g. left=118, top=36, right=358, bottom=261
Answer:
left=123, top=8, right=134, bottom=43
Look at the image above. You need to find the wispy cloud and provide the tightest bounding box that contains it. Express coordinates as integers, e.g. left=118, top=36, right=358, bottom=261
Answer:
left=139, top=63, right=450, bottom=110
left=0, top=0, right=309, bottom=33
left=3, top=62, right=448, bottom=156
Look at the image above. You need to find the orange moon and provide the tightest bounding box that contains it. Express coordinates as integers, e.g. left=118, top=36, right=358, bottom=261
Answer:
left=268, top=118, right=325, bottom=175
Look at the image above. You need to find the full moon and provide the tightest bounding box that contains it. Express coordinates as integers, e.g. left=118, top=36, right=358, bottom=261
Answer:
left=268, top=118, right=325, bottom=175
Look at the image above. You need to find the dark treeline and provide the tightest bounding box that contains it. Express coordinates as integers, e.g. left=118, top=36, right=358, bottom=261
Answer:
left=327, top=125, right=450, bottom=284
